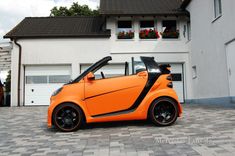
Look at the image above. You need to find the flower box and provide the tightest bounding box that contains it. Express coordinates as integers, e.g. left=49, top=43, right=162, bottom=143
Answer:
left=117, top=30, right=134, bottom=39
left=139, top=29, right=160, bottom=39
left=161, top=30, right=179, bottom=39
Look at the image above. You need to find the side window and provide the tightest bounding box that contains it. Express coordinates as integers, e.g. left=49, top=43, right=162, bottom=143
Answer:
left=139, top=20, right=159, bottom=39
left=81, top=63, right=128, bottom=80
left=117, top=21, right=134, bottom=39
left=132, top=61, right=146, bottom=74
left=162, top=20, right=179, bottom=39
left=214, top=0, right=222, bottom=18
left=187, top=21, right=191, bottom=41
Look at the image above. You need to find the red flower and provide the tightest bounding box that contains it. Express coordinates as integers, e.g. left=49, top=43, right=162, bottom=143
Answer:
left=145, top=29, right=150, bottom=36
left=155, top=31, right=160, bottom=38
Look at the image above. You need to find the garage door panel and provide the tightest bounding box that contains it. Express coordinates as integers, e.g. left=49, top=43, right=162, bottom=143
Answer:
left=170, top=64, right=184, bottom=103
left=25, top=66, right=71, bottom=106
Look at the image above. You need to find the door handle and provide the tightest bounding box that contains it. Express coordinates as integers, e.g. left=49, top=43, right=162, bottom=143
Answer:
left=31, top=89, right=34, bottom=92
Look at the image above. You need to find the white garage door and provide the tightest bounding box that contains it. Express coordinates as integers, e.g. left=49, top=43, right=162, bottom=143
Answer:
left=25, top=65, right=71, bottom=106
left=170, top=64, right=184, bottom=103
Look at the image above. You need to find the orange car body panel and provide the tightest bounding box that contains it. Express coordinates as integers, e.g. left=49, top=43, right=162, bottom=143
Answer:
left=84, top=72, right=147, bottom=116
left=47, top=57, right=182, bottom=128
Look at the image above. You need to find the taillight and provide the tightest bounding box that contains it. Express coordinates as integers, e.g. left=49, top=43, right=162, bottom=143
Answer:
left=167, top=82, right=173, bottom=88
left=167, top=75, right=172, bottom=81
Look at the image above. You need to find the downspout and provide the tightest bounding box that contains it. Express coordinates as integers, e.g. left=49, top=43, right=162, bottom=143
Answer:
left=13, top=39, right=22, bottom=107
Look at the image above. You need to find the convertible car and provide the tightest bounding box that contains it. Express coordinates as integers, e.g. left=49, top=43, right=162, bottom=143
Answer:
left=48, top=56, right=182, bottom=132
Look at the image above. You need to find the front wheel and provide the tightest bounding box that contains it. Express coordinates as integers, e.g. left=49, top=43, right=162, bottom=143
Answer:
left=53, top=103, right=84, bottom=132
left=149, top=97, right=178, bottom=126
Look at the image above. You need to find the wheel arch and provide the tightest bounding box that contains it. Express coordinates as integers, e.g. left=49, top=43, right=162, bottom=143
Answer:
left=51, top=101, right=87, bottom=126
left=147, top=96, right=182, bottom=118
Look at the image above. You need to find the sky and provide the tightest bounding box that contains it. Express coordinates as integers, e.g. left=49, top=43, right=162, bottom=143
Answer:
left=0, top=0, right=99, bottom=81
left=0, top=0, right=100, bottom=42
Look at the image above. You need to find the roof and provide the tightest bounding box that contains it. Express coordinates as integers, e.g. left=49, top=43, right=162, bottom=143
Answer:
left=100, top=0, right=188, bottom=16
left=4, top=16, right=111, bottom=39
left=181, top=0, right=191, bottom=9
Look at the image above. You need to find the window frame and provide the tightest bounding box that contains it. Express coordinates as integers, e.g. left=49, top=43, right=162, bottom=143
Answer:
left=161, top=20, right=179, bottom=39
left=139, top=20, right=159, bottom=39
left=214, top=0, right=222, bottom=19
left=187, top=21, right=191, bottom=41
left=116, top=20, right=134, bottom=40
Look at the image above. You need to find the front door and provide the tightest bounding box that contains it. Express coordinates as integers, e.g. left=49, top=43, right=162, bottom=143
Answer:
left=84, top=74, right=147, bottom=116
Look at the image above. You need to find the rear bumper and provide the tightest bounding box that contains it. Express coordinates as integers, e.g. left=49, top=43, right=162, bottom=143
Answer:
left=178, top=102, right=183, bottom=117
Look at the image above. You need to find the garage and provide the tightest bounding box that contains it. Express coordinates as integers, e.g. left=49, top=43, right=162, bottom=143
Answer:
left=25, top=65, right=71, bottom=106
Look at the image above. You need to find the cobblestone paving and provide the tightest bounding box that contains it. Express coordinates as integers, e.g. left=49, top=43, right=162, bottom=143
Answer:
left=0, top=105, right=235, bottom=156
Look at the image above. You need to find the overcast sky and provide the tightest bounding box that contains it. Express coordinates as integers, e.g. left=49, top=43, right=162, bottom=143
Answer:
left=0, top=0, right=99, bottom=42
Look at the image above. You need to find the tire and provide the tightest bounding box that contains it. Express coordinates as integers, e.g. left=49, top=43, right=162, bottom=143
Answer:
left=52, top=103, right=84, bottom=132
left=149, top=97, right=178, bottom=126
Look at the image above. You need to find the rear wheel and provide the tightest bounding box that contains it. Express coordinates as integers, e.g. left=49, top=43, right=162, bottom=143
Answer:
left=53, top=103, right=84, bottom=132
left=149, top=97, right=178, bottom=126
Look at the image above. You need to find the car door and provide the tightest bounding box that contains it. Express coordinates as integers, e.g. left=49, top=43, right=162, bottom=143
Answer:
left=84, top=72, right=147, bottom=116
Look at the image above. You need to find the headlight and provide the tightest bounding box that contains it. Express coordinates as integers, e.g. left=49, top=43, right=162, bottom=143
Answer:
left=51, top=87, right=63, bottom=96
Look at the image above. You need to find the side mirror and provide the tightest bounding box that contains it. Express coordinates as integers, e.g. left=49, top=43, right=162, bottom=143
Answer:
left=87, top=72, right=95, bottom=80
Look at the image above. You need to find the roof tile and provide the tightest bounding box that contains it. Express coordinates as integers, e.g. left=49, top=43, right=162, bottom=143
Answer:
left=4, top=16, right=111, bottom=39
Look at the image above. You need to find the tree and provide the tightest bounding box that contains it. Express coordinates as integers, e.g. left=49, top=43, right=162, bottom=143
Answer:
left=50, top=2, right=99, bottom=16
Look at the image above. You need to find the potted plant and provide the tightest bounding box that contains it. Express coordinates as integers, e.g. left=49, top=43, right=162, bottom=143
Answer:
left=117, top=30, right=134, bottom=39
left=139, top=28, right=160, bottom=39
left=161, top=30, right=179, bottom=39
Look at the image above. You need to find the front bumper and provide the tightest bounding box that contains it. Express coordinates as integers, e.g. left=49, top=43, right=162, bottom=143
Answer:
left=47, top=106, right=52, bottom=128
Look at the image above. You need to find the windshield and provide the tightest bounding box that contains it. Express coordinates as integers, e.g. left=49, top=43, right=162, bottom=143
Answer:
left=70, top=56, right=112, bottom=83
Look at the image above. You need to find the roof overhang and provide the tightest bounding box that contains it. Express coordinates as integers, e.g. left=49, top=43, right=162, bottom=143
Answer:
left=100, top=12, right=189, bottom=17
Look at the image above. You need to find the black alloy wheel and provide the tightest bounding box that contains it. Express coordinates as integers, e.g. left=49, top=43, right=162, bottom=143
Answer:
left=149, top=98, right=178, bottom=126
left=53, top=103, right=83, bottom=132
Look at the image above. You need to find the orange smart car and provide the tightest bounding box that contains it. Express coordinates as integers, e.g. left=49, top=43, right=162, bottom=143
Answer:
left=48, top=56, right=182, bottom=132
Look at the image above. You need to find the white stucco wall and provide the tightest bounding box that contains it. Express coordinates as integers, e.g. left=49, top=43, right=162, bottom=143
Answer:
left=10, top=16, right=193, bottom=106
left=11, top=39, right=111, bottom=106
left=186, top=0, right=235, bottom=99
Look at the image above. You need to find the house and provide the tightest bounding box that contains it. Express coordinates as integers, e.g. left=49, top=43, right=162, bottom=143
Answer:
left=182, top=0, right=235, bottom=106
left=4, top=0, right=192, bottom=107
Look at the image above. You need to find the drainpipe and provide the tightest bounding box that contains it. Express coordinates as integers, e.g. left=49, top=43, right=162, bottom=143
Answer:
left=13, top=39, right=22, bottom=107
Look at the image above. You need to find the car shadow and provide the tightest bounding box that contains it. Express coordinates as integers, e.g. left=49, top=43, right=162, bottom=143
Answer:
left=45, top=120, right=156, bottom=133
left=83, top=120, right=154, bottom=129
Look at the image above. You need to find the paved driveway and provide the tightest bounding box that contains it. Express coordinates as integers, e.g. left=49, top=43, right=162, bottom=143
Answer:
left=0, top=105, right=235, bottom=156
